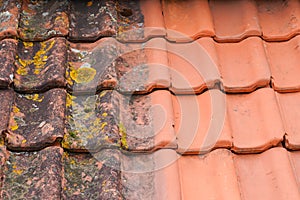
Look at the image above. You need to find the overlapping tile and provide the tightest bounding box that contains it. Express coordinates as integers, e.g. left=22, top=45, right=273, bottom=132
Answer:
left=14, top=38, right=67, bottom=93
left=265, top=35, right=300, bottom=92
left=18, top=0, right=69, bottom=41
left=216, top=37, right=270, bottom=93
left=0, top=0, right=20, bottom=39
left=0, top=90, right=14, bottom=134
left=1, top=146, right=63, bottom=199
left=0, top=39, right=17, bottom=88
left=209, top=0, right=261, bottom=42
left=5, top=89, right=66, bottom=150
left=162, top=0, right=214, bottom=42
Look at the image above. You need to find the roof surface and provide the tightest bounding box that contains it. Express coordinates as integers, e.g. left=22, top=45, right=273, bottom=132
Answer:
left=0, top=0, right=300, bottom=199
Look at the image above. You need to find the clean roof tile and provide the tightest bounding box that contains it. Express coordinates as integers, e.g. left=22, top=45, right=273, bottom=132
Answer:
left=6, top=89, right=66, bottom=150
left=0, top=90, right=14, bottom=134
left=1, top=146, right=63, bottom=199
left=228, top=88, right=284, bottom=153
left=257, top=0, right=300, bottom=41
left=0, top=39, right=17, bottom=88
left=162, top=0, right=214, bottom=42
left=18, top=0, right=69, bottom=41
left=0, top=0, right=20, bottom=39
left=217, top=37, right=270, bottom=93
left=265, top=35, right=300, bottom=92
left=14, top=38, right=67, bottom=93
left=209, top=0, right=261, bottom=42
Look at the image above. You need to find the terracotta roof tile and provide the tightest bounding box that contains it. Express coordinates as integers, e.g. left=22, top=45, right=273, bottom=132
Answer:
left=18, top=0, right=69, bottom=41
left=6, top=89, right=66, bottom=150
left=0, top=0, right=20, bottom=39
left=0, top=90, right=14, bottom=135
left=1, top=146, right=63, bottom=199
left=14, top=38, right=67, bottom=93
left=0, top=39, right=17, bottom=88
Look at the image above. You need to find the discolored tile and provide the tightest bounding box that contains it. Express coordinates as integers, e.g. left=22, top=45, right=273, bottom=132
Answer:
left=216, top=37, right=270, bottom=93
left=162, top=0, right=214, bottom=42
left=257, top=0, right=300, bottom=41
left=1, top=146, right=63, bottom=200
left=210, top=0, right=261, bottom=42
left=0, top=39, right=17, bottom=88
left=18, top=0, right=69, bottom=41
left=6, top=89, right=66, bottom=150
left=0, top=90, right=14, bottom=134
left=14, top=38, right=67, bottom=93
left=63, top=90, right=121, bottom=152
left=228, top=88, right=284, bottom=153
left=62, top=149, right=122, bottom=199
left=265, top=35, right=300, bottom=92
left=0, top=0, right=21, bottom=39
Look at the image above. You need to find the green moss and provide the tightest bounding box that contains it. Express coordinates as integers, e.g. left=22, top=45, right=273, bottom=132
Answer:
left=119, top=122, right=128, bottom=149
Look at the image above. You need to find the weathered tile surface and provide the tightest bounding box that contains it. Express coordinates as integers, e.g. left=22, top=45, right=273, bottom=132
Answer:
left=0, top=90, right=14, bottom=134
left=1, top=146, right=63, bottom=200
left=0, top=0, right=20, bottom=39
left=62, top=149, right=122, bottom=199
left=14, top=38, right=67, bottom=93
left=6, top=89, right=66, bottom=150
left=0, top=39, right=17, bottom=88
left=18, top=0, right=69, bottom=41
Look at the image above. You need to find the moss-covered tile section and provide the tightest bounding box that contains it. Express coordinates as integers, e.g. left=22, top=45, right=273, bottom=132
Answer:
left=18, top=0, right=69, bottom=41
left=14, top=38, right=67, bottom=92
left=0, top=90, right=14, bottom=134
left=63, top=90, right=121, bottom=152
left=62, top=150, right=123, bottom=199
left=0, top=39, right=17, bottom=88
left=1, top=146, right=63, bottom=200
left=6, top=89, right=66, bottom=150
left=0, top=0, right=21, bottom=39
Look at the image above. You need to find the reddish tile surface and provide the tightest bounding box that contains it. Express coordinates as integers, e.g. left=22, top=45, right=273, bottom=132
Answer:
left=14, top=38, right=67, bottom=93
left=0, top=39, right=17, bottom=88
left=265, top=35, right=300, bottom=92
left=228, top=88, right=284, bottom=153
left=217, top=37, right=270, bottom=93
left=18, top=0, right=69, bottom=41
left=1, top=146, right=63, bottom=199
left=210, top=0, right=261, bottom=42
left=6, top=89, right=66, bottom=150
left=0, top=0, right=20, bottom=39
left=162, top=0, right=214, bottom=42
left=0, top=90, right=14, bottom=134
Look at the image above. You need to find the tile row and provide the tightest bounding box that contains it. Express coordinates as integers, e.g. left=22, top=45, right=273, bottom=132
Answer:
left=1, top=35, right=300, bottom=94
left=1, top=0, right=300, bottom=42
left=1, top=146, right=300, bottom=199
left=1, top=87, right=300, bottom=153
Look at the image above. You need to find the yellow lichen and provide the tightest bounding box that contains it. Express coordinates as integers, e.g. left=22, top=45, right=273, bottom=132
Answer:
left=100, top=122, right=107, bottom=130
left=25, top=94, right=44, bottom=102
left=70, top=67, right=97, bottom=84
left=13, top=169, right=23, bottom=175
left=16, top=67, right=28, bottom=76
left=102, top=112, right=108, bottom=117
left=66, top=93, right=76, bottom=107
left=21, top=139, right=27, bottom=144
left=119, top=122, right=128, bottom=149
left=87, top=1, right=93, bottom=6
left=23, top=41, right=33, bottom=48
left=12, top=105, right=20, bottom=113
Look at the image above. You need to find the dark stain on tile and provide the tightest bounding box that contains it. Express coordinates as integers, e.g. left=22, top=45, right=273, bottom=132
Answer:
left=14, top=38, right=67, bottom=93
left=1, top=146, right=63, bottom=200
left=0, top=0, right=21, bottom=39
left=0, top=39, right=17, bottom=88
left=18, top=0, right=69, bottom=41
left=62, top=149, right=123, bottom=199
left=0, top=90, right=14, bottom=134
left=5, top=89, right=66, bottom=150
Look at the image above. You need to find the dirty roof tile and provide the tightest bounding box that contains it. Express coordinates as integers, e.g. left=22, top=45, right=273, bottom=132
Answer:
left=178, top=149, right=240, bottom=200
left=14, top=38, right=67, bottom=93
left=257, top=0, right=300, bottom=41
left=217, top=37, right=270, bottom=93
left=0, top=0, right=20, bottom=39
left=228, top=88, right=284, bottom=153
left=0, top=39, right=17, bottom=88
left=234, top=147, right=300, bottom=200
left=121, top=90, right=176, bottom=151
left=276, top=92, right=300, bottom=150
left=63, top=90, right=121, bottom=152
left=209, top=0, right=261, bottom=42
left=162, top=0, right=214, bottom=42
left=173, top=89, right=232, bottom=154
left=62, top=149, right=122, bottom=199
left=0, top=90, right=14, bottom=134
left=5, top=89, right=66, bottom=150
left=1, top=146, right=63, bottom=199
left=168, top=37, right=220, bottom=94
left=18, top=0, right=69, bottom=41
left=265, top=35, right=300, bottom=92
